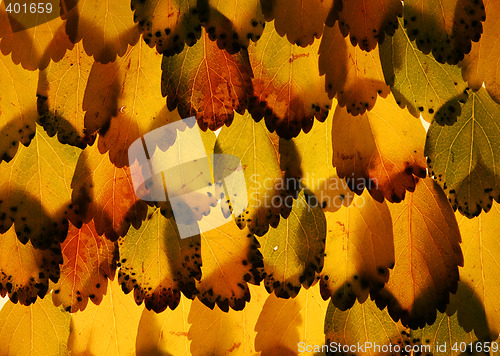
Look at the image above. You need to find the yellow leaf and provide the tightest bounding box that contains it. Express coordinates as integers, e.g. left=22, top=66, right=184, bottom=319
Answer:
left=0, top=5, right=73, bottom=70
left=320, top=191, right=394, bottom=310
left=319, top=23, right=390, bottom=115
left=260, top=0, right=334, bottom=46
left=332, top=93, right=427, bottom=203
left=0, top=225, right=61, bottom=305
left=196, top=219, right=262, bottom=312
left=0, top=48, right=38, bottom=163
left=37, top=42, right=94, bottom=148
left=0, top=294, right=70, bottom=356
left=460, top=0, right=500, bottom=103
left=248, top=20, right=332, bottom=139
left=373, top=178, right=463, bottom=329
left=449, top=203, right=500, bottom=340
left=0, top=124, right=81, bottom=249
left=68, top=279, right=143, bottom=356
left=65, top=0, right=140, bottom=63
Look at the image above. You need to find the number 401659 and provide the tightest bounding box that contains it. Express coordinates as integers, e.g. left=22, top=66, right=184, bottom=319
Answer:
left=5, top=2, right=53, bottom=14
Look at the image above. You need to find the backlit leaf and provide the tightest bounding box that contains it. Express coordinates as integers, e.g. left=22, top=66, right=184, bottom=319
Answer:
left=117, top=208, right=201, bottom=313
left=460, top=0, right=500, bottom=103
left=215, top=112, right=285, bottom=236
left=0, top=225, right=61, bottom=305
left=0, top=49, right=38, bottom=163
left=248, top=21, right=331, bottom=139
left=0, top=295, right=70, bottom=356
left=337, top=0, right=402, bottom=51
left=65, top=0, right=140, bottom=63
left=68, top=279, right=142, bottom=356
left=403, top=0, right=485, bottom=65
left=196, top=219, right=262, bottom=312
left=161, top=29, right=253, bottom=132
left=324, top=298, right=409, bottom=354
left=85, top=40, right=179, bottom=167
left=199, top=0, right=265, bottom=52
left=255, top=283, right=328, bottom=354
left=37, top=43, right=94, bottom=148
left=279, top=109, right=354, bottom=213
left=257, top=190, right=326, bottom=298
left=425, top=88, right=500, bottom=218
left=373, top=178, right=463, bottom=329
left=131, top=0, right=201, bottom=56
left=449, top=204, right=500, bottom=341
left=52, top=220, right=117, bottom=312
left=320, top=191, right=394, bottom=310
left=189, top=283, right=268, bottom=355
left=332, top=93, right=427, bottom=203
left=0, top=124, right=81, bottom=249
left=0, top=6, right=73, bottom=70
left=71, top=143, right=148, bottom=241
left=319, top=23, right=390, bottom=115
left=260, top=0, right=334, bottom=46
left=380, top=17, right=469, bottom=124
left=135, top=296, right=192, bottom=355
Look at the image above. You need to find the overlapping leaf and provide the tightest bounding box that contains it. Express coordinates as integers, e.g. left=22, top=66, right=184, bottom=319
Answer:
left=320, top=191, right=394, bottom=310
left=380, top=17, right=470, bottom=124
left=71, top=143, right=148, bottom=241
left=161, top=29, right=253, bottom=132
left=403, top=0, right=485, bottom=65
left=196, top=219, right=262, bottom=312
left=117, top=208, right=201, bottom=313
left=332, top=93, right=427, bottom=203
left=336, top=0, right=402, bottom=51
left=215, top=112, right=285, bottom=236
left=319, top=23, right=390, bottom=115
left=199, top=0, right=265, bottom=52
left=0, top=124, right=81, bottom=249
left=260, top=0, right=334, bottom=46
left=0, top=295, right=70, bottom=356
left=131, top=0, right=201, bottom=56
left=257, top=190, right=326, bottom=298
left=37, top=42, right=94, bottom=148
left=248, top=21, right=331, bottom=139
left=67, top=279, right=142, bottom=356
left=52, top=220, right=117, bottom=312
left=324, top=298, right=409, bottom=353
left=425, top=88, right=500, bottom=218
left=460, top=0, right=500, bottom=103
left=279, top=109, right=353, bottom=213
left=0, top=49, right=38, bottom=163
left=65, top=0, right=140, bottom=63
left=85, top=40, right=180, bottom=167
left=0, top=6, right=73, bottom=70
left=449, top=204, right=500, bottom=341
left=0, top=225, right=61, bottom=305
left=373, top=178, right=463, bottom=329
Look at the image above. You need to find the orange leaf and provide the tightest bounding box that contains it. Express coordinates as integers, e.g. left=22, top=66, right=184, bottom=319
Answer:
left=53, top=220, right=117, bottom=312
left=161, top=29, right=253, bottom=132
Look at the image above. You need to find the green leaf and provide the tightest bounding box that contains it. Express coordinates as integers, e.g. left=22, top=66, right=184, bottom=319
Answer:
left=403, top=0, right=485, bottom=65
left=425, top=88, right=500, bottom=218
left=380, top=17, right=469, bottom=124
left=215, top=112, right=285, bottom=236
left=117, top=208, right=201, bottom=313
left=0, top=295, right=70, bottom=356
left=0, top=124, right=81, bottom=249
left=257, top=189, right=326, bottom=298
